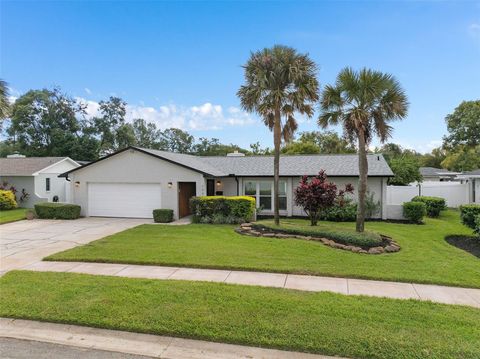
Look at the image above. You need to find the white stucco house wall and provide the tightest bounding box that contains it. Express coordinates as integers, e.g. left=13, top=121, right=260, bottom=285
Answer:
left=0, top=155, right=80, bottom=208
left=60, top=146, right=394, bottom=220
left=457, top=169, right=480, bottom=203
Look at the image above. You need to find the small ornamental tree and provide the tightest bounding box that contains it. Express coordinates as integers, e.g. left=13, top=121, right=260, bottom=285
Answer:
left=294, top=170, right=354, bottom=226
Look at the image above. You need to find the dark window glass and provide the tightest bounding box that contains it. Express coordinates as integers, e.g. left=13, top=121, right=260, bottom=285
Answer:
left=46, top=178, right=51, bottom=192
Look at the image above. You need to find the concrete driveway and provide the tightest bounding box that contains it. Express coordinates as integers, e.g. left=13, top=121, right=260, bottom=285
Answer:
left=0, top=218, right=149, bottom=273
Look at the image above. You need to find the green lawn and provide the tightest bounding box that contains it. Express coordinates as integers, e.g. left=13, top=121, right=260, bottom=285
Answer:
left=47, top=209, right=480, bottom=288
left=1, top=271, right=479, bottom=359
left=0, top=208, right=27, bottom=224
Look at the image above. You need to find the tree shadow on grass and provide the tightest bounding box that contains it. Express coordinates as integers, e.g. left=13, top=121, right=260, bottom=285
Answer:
left=445, top=235, right=480, bottom=258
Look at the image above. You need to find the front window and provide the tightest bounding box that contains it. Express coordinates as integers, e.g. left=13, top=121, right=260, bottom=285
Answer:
left=243, top=180, right=287, bottom=211
left=46, top=178, right=51, bottom=192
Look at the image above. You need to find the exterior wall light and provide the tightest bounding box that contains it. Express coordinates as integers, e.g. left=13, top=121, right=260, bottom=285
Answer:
left=216, top=180, right=221, bottom=186
left=168, top=182, right=173, bottom=188
left=74, top=181, right=80, bottom=187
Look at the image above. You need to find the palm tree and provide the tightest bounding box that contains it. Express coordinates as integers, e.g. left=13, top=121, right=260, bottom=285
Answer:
left=0, top=79, right=11, bottom=120
left=238, top=45, right=319, bottom=225
left=319, top=67, right=408, bottom=232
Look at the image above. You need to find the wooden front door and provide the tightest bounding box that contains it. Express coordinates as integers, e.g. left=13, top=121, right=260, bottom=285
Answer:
left=178, top=182, right=196, bottom=218
left=207, top=179, right=215, bottom=196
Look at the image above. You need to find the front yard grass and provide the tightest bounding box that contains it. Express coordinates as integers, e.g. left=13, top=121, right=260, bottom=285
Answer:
left=1, top=270, right=479, bottom=359
left=47, top=209, right=480, bottom=288
left=0, top=208, right=27, bottom=224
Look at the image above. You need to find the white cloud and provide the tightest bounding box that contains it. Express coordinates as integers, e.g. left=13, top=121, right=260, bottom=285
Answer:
left=76, top=98, right=255, bottom=131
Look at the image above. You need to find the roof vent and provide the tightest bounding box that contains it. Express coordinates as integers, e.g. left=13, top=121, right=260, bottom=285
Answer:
left=7, top=153, right=26, bottom=158
left=226, top=150, right=245, bottom=157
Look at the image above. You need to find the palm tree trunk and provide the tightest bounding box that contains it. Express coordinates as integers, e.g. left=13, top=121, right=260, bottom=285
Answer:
left=273, top=107, right=281, bottom=226
left=356, top=130, right=368, bottom=232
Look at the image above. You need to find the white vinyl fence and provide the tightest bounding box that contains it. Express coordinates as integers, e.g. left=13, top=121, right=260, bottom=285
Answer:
left=386, top=182, right=470, bottom=220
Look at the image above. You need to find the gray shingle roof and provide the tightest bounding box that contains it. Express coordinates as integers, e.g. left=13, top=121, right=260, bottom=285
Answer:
left=420, top=167, right=458, bottom=177
left=139, top=147, right=393, bottom=177
left=461, top=169, right=480, bottom=176
left=0, top=157, right=68, bottom=176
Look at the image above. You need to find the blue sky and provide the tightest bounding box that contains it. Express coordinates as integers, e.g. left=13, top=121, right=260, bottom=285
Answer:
left=1, top=0, right=479, bottom=152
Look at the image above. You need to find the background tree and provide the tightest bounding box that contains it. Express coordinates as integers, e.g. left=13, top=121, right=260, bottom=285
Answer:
left=238, top=45, right=319, bottom=225
left=443, top=100, right=480, bottom=148
left=132, top=119, right=161, bottom=149
left=281, top=141, right=320, bottom=154
left=294, top=170, right=354, bottom=226
left=388, top=156, right=423, bottom=185
left=299, top=130, right=356, bottom=154
left=441, top=145, right=480, bottom=171
left=93, top=96, right=127, bottom=154
left=158, top=128, right=195, bottom=153
left=420, top=147, right=446, bottom=168
left=7, top=88, right=97, bottom=159
left=319, top=67, right=408, bottom=232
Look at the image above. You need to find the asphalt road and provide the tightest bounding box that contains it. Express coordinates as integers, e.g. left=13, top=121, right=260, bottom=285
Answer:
left=0, top=338, right=154, bottom=359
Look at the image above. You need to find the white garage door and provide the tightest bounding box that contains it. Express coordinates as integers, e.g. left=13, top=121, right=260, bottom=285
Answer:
left=88, top=183, right=162, bottom=218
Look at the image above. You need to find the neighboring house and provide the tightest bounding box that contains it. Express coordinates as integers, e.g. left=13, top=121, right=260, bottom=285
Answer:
left=419, top=167, right=460, bottom=182
left=456, top=169, right=480, bottom=203
left=0, top=154, right=80, bottom=208
left=60, top=146, right=393, bottom=220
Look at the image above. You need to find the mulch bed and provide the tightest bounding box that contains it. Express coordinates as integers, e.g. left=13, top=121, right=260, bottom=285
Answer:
left=445, top=235, right=480, bottom=258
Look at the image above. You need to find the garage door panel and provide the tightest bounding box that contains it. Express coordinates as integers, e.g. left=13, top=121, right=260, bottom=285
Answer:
left=88, top=183, right=161, bottom=218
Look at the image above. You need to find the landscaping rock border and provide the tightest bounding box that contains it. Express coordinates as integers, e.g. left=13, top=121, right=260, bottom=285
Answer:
left=235, top=223, right=401, bottom=254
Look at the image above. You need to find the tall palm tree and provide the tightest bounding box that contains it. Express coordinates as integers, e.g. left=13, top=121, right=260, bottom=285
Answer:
left=238, top=45, right=319, bottom=225
left=319, top=67, right=408, bottom=232
left=0, top=79, right=10, bottom=120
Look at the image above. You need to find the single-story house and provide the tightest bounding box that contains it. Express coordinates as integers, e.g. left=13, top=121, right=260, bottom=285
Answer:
left=0, top=154, right=80, bottom=208
left=60, top=146, right=394, bottom=220
left=456, top=169, right=480, bottom=203
left=419, top=167, right=461, bottom=182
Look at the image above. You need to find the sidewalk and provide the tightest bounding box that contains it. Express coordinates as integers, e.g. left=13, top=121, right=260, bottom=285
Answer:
left=0, top=318, right=339, bottom=359
left=22, top=260, right=480, bottom=308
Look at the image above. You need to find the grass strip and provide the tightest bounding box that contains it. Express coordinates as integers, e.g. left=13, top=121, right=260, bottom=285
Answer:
left=1, top=270, right=480, bottom=359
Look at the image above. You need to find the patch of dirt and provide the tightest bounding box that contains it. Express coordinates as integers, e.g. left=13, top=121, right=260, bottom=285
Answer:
left=445, top=235, right=480, bottom=258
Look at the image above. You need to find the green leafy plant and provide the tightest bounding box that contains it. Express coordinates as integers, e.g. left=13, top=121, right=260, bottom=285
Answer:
left=403, top=201, right=426, bottom=224
left=319, top=197, right=357, bottom=222
left=190, top=196, right=255, bottom=224
left=459, top=204, right=480, bottom=231
left=411, top=196, right=446, bottom=218
left=474, top=215, right=480, bottom=237
left=252, top=223, right=382, bottom=248
left=152, top=209, right=173, bottom=223
left=34, top=203, right=81, bottom=219
left=365, top=191, right=381, bottom=218
left=0, top=190, right=17, bottom=210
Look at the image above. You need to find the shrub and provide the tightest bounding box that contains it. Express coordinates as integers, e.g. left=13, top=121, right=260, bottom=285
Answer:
left=294, top=171, right=354, bottom=226
left=153, top=209, right=173, bottom=223
left=190, top=196, right=255, bottom=224
left=459, top=204, right=480, bottom=230
left=34, top=203, right=81, bottom=219
left=0, top=190, right=17, bottom=210
left=411, top=196, right=446, bottom=217
left=253, top=223, right=382, bottom=248
left=474, top=215, right=480, bottom=237
left=319, top=198, right=357, bottom=222
left=403, top=201, right=426, bottom=224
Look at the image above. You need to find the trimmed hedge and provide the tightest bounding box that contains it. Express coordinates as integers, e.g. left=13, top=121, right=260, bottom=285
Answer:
left=0, top=190, right=17, bottom=210
left=153, top=209, right=173, bottom=223
left=403, top=201, right=426, bottom=224
left=319, top=201, right=357, bottom=222
left=411, top=196, right=446, bottom=218
left=34, top=203, right=81, bottom=219
left=253, top=223, right=382, bottom=248
left=190, top=196, right=255, bottom=224
left=459, top=204, right=480, bottom=230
